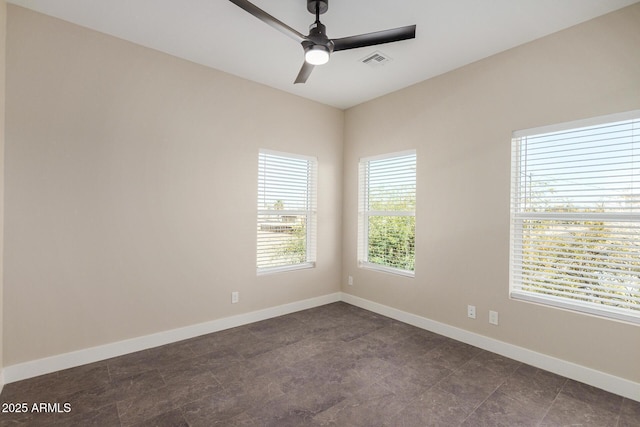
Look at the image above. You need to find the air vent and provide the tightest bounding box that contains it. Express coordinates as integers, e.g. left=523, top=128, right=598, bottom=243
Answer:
left=360, top=51, right=392, bottom=67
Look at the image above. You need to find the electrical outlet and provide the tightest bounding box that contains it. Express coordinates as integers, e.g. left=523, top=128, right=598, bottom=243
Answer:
left=467, top=305, right=476, bottom=319
left=231, top=291, right=239, bottom=304
left=489, top=310, right=499, bottom=325
left=348, top=276, right=353, bottom=286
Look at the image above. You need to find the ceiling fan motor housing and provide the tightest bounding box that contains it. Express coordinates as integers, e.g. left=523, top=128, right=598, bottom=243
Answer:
left=307, top=0, right=328, bottom=15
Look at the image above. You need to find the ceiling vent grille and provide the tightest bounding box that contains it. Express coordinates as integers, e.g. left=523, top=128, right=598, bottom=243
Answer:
left=360, top=51, right=392, bottom=67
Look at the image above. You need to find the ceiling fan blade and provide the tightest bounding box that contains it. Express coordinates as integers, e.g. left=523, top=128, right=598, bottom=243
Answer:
left=294, top=61, right=315, bottom=84
left=333, top=24, right=416, bottom=52
left=228, top=0, right=306, bottom=43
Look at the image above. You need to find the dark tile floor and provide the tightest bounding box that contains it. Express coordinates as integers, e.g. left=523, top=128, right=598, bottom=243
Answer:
left=0, top=302, right=638, bottom=426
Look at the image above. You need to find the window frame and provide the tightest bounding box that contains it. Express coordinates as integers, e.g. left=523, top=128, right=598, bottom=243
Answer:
left=257, top=149, right=317, bottom=275
left=358, top=150, right=416, bottom=278
left=509, top=110, right=640, bottom=324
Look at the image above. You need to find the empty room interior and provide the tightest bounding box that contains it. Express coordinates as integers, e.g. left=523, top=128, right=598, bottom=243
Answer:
left=0, top=0, right=639, bottom=425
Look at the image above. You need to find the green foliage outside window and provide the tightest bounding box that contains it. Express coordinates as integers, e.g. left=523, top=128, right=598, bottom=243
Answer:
left=278, top=222, right=307, bottom=264
left=521, top=211, right=639, bottom=312
left=366, top=189, right=416, bottom=272
left=368, top=215, right=415, bottom=271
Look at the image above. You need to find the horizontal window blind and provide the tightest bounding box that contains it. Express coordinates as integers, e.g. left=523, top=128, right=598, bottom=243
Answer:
left=359, top=150, right=416, bottom=276
left=510, top=111, right=639, bottom=323
left=257, top=150, right=317, bottom=274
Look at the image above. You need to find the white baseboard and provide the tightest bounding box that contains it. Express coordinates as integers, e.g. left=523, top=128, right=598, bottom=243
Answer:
left=341, top=293, right=640, bottom=402
left=3, top=291, right=638, bottom=403
left=2, top=292, right=341, bottom=385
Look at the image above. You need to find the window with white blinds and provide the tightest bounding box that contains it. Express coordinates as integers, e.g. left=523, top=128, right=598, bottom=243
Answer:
left=510, top=111, right=640, bottom=323
left=257, top=150, right=317, bottom=274
left=358, top=150, right=416, bottom=277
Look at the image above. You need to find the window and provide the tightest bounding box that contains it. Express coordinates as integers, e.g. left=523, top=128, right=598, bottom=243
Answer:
left=257, top=150, right=317, bottom=274
left=358, top=150, right=416, bottom=277
left=510, top=111, right=639, bottom=323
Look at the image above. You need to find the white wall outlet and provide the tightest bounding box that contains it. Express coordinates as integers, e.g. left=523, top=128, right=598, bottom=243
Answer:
left=348, top=275, right=353, bottom=286
left=489, top=310, right=499, bottom=325
left=467, top=305, right=476, bottom=319
left=231, top=291, right=239, bottom=304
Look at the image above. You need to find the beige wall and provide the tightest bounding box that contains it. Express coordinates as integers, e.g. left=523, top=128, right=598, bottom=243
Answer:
left=343, top=3, right=640, bottom=382
left=4, top=6, right=343, bottom=365
left=0, top=0, right=6, bottom=378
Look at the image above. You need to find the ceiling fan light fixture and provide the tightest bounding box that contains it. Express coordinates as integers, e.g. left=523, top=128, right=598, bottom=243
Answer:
left=304, top=45, right=330, bottom=65
left=229, top=0, right=416, bottom=84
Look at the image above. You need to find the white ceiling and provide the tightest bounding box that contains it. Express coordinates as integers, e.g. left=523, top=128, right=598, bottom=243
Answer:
left=8, top=0, right=639, bottom=109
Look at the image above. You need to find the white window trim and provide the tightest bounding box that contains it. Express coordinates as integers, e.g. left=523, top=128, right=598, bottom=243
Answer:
left=257, top=149, right=317, bottom=275
left=358, top=149, right=416, bottom=278
left=509, top=110, right=640, bottom=324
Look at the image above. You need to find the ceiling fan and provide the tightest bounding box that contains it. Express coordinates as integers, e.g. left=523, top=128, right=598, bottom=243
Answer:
left=229, top=0, right=416, bottom=84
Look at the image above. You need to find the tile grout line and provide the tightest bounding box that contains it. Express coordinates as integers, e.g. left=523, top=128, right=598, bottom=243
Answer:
left=459, top=376, right=511, bottom=426
left=455, top=350, right=523, bottom=426
left=537, top=377, right=568, bottom=426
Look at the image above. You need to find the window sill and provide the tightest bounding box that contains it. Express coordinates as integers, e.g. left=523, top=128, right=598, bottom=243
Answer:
left=510, top=290, right=639, bottom=325
left=359, top=261, right=414, bottom=278
left=257, top=262, right=315, bottom=276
